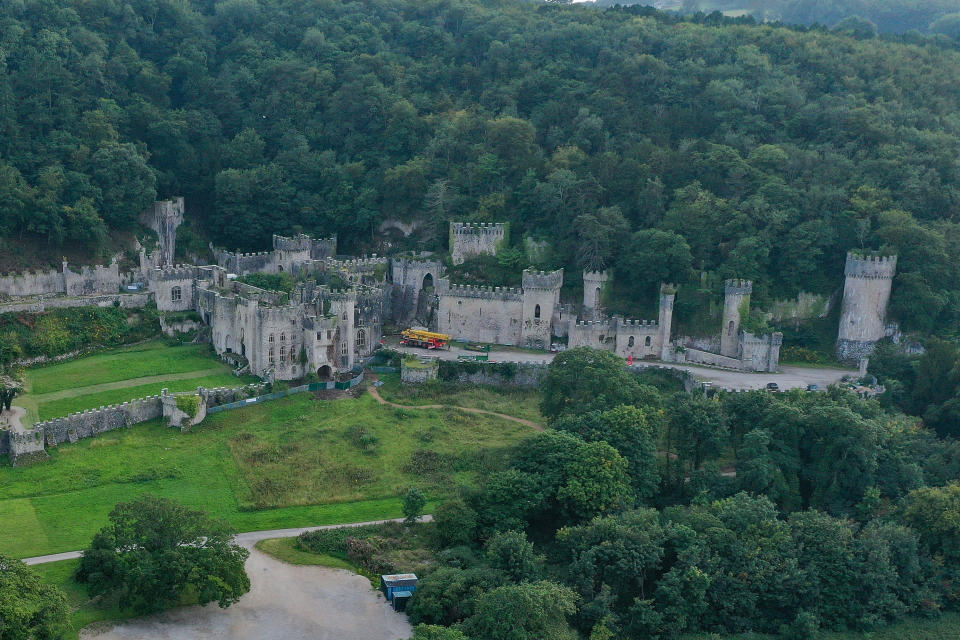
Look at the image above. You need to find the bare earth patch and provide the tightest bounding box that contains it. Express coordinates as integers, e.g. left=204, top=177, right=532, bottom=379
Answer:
left=79, top=543, right=412, bottom=640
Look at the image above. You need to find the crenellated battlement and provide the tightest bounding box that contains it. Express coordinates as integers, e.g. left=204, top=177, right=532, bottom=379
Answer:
left=618, top=318, right=659, bottom=328
left=724, top=279, right=753, bottom=295
left=522, top=268, right=563, bottom=290
left=445, top=283, right=524, bottom=301
left=845, top=252, right=898, bottom=279
left=574, top=319, right=612, bottom=328
left=451, top=222, right=507, bottom=235
left=273, top=233, right=313, bottom=252
left=149, top=265, right=199, bottom=282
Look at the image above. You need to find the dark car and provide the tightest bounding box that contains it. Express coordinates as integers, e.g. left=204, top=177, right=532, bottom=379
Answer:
left=765, top=382, right=780, bottom=391
left=806, top=384, right=820, bottom=392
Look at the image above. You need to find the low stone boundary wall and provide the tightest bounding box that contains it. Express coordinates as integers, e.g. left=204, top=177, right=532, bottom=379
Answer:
left=0, top=292, right=152, bottom=314
left=401, top=359, right=439, bottom=384
left=6, top=382, right=268, bottom=466
left=681, top=348, right=744, bottom=370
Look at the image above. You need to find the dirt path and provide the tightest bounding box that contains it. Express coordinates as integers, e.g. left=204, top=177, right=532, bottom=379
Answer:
left=0, top=406, right=26, bottom=433
left=21, top=368, right=229, bottom=403
left=367, top=380, right=543, bottom=431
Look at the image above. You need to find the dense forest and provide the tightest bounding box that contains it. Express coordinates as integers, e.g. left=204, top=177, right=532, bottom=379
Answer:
left=299, top=348, right=960, bottom=640
left=4, top=0, right=960, bottom=335
left=739, top=0, right=960, bottom=36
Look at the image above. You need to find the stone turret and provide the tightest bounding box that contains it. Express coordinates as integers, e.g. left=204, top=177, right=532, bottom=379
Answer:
left=582, top=270, right=609, bottom=320
left=721, top=279, right=752, bottom=358
left=658, top=284, right=676, bottom=361
left=837, top=252, right=897, bottom=362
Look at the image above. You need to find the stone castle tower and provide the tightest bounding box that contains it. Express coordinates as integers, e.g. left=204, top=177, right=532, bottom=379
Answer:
left=721, top=279, right=752, bottom=358
left=836, top=253, right=897, bottom=362
left=449, top=222, right=508, bottom=265
left=521, top=268, right=563, bottom=350
left=658, top=284, right=676, bottom=361
left=582, top=270, right=609, bottom=320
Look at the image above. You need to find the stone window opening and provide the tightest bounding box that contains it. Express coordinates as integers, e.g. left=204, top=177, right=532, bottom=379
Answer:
left=727, top=320, right=735, bottom=336
left=171, top=286, right=181, bottom=302
left=268, top=346, right=275, bottom=365
left=279, top=344, right=286, bottom=360
left=278, top=264, right=283, bottom=272
left=356, top=329, right=366, bottom=348
left=535, top=304, right=541, bottom=319
left=645, top=336, right=652, bottom=347
left=628, top=336, right=635, bottom=347
left=280, top=332, right=286, bottom=342
left=341, top=342, right=348, bottom=356
left=342, top=311, right=348, bottom=321
left=599, top=335, right=605, bottom=343
left=269, top=334, right=274, bottom=343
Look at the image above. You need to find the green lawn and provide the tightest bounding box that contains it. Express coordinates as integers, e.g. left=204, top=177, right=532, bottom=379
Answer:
left=34, top=374, right=252, bottom=421
left=16, top=341, right=256, bottom=424
left=31, top=559, right=137, bottom=640
left=376, top=373, right=544, bottom=424
left=0, top=392, right=532, bottom=559
left=26, top=341, right=230, bottom=395
left=255, top=537, right=357, bottom=571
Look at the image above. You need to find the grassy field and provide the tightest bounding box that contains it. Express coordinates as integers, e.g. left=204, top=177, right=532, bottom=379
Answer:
left=255, top=537, right=357, bottom=571
left=375, top=373, right=544, bottom=424
left=685, top=612, right=960, bottom=640
left=16, top=341, right=256, bottom=423
left=30, top=559, right=137, bottom=640
left=0, top=392, right=531, bottom=558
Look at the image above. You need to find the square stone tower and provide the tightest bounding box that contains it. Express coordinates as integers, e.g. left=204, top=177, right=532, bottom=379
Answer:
left=521, top=268, right=563, bottom=350
left=449, top=222, right=508, bottom=265
left=721, top=279, right=752, bottom=358
left=582, top=270, right=609, bottom=320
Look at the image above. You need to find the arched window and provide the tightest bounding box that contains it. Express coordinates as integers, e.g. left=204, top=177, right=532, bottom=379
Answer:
left=280, top=332, right=286, bottom=342
left=289, top=343, right=297, bottom=362
left=278, top=264, right=283, bottom=272
left=534, top=304, right=541, bottom=319
left=727, top=320, right=735, bottom=336
left=268, top=346, right=275, bottom=365
left=595, top=287, right=601, bottom=304
left=341, top=342, right=348, bottom=356
left=356, top=329, right=366, bottom=348
left=268, top=334, right=274, bottom=343
left=644, top=336, right=651, bottom=347
left=279, top=344, right=286, bottom=360
left=628, top=336, right=635, bottom=347
left=342, top=311, right=348, bottom=320
left=171, top=286, right=181, bottom=302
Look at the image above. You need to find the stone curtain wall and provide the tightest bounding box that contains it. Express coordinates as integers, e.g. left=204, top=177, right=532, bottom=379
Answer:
left=6, top=383, right=267, bottom=465
left=436, top=360, right=548, bottom=388
left=0, top=261, right=122, bottom=298
left=0, top=292, right=152, bottom=315
left=401, top=359, right=439, bottom=384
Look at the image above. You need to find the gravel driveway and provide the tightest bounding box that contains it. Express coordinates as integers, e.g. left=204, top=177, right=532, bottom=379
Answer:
left=79, top=541, right=412, bottom=640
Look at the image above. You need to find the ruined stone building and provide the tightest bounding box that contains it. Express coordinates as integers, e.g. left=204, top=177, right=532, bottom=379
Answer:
left=836, top=253, right=897, bottom=363
left=680, top=280, right=783, bottom=373
left=449, top=222, right=508, bottom=265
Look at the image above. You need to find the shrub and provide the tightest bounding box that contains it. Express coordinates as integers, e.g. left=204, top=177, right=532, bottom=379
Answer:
left=175, top=394, right=200, bottom=418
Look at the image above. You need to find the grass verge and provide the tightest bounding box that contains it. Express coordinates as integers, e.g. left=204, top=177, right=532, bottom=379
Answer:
left=31, top=559, right=135, bottom=640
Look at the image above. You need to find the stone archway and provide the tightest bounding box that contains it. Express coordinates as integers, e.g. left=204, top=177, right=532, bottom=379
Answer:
left=422, top=273, right=434, bottom=291
left=317, top=365, right=333, bottom=380
left=224, top=334, right=233, bottom=353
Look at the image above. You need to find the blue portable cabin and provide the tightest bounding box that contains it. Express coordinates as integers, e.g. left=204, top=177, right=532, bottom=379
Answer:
left=381, top=573, right=419, bottom=611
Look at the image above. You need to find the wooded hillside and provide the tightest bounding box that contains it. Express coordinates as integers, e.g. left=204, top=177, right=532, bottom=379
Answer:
left=2, top=0, right=960, bottom=333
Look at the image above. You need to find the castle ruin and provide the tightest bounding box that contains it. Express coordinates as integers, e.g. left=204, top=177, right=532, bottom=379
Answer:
left=449, top=222, right=508, bottom=265
left=836, top=253, right=897, bottom=363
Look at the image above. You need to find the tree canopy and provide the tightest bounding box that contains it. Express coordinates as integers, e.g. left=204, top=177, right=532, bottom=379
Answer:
left=75, top=495, right=250, bottom=613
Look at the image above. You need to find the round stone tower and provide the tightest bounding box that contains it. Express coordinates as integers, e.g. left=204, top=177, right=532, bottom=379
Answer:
left=582, top=270, right=609, bottom=320
left=721, top=279, right=752, bottom=358
left=836, top=252, right=897, bottom=363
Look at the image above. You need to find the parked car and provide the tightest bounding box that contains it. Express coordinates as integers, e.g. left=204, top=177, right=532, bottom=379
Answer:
left=765, top=382, right=780, bottom=391
left=806, top=384, right=820, bottom=392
